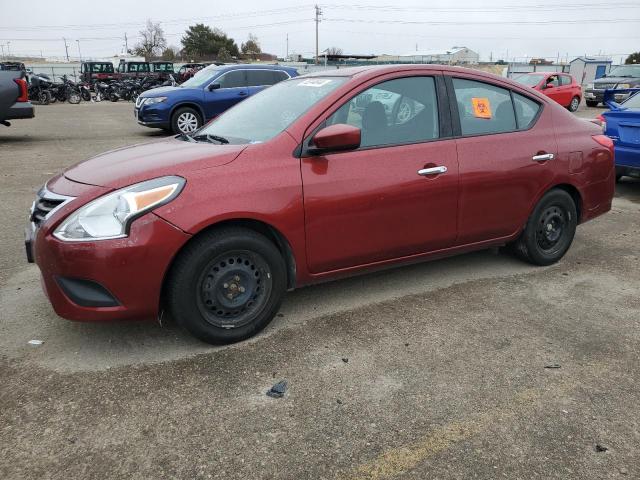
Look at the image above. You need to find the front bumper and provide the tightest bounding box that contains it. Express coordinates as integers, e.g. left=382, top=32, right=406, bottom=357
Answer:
left=134, top=104, right=170, bottom=129
left=29, top=198, right=191, bottom=322
left=585, top=90, right=631, bottom=103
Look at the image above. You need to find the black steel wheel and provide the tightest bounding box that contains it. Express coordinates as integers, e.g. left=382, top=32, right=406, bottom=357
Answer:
left=512, top=189, right=577, bottom=266
left=167, top=227, right=287, bottom=344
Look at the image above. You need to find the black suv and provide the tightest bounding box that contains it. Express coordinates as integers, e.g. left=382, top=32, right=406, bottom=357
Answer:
left=585, top=64, right=640, bottom=107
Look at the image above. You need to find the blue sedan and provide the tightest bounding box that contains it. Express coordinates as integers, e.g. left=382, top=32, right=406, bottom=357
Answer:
left=135, top=64, right=299, bottom=134
left=602, top=88, right=640, bottom=181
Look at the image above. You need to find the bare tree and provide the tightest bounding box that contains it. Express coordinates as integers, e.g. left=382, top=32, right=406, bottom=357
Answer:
left=133, top=20, right=167, bottom=60
left=326, top=46, right=343, bottom=56
left=241, top=33, right=262, bottom=58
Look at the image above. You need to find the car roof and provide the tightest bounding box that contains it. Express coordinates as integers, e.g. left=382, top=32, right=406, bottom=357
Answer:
left=220, top=64, right=296, bottom=72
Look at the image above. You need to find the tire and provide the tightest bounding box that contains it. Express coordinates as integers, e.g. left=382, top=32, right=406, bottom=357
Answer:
left=171, top=106, right=202, bottom=134
left=167, top=227, right=287, bottom=344
left=109, top=93, right=119, bottom=102
left=38, top=90, right=51, bottom=105
left=68, top=91, right=81, bottom=104
left=586, top=100, right=598, bottom=108
left=512, top=189, right=577, bottom=266
left=568, top=96, right=580, bottom=112
left=81, top=89, right=91, bottom=101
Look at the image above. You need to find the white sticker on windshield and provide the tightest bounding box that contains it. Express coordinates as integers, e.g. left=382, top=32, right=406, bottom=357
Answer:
left=298, top=79, right=333, bottom=87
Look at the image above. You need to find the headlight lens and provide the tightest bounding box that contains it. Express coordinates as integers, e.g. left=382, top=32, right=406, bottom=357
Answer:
left=586, top=83, right=594, bottom=89
left=144, top=96, right=167, bottom=105
left=617, top=83, right=631, bottom=89
left=54, top=176, right=185, bottom=241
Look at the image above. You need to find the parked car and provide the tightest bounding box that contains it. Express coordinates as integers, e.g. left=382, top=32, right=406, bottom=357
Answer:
left=80, top=62, right=118, bottom=83
left=514, top=72, right=582, bottom=111
left=1, top=70, right=34, bottom=126
left=26, top=65, right=614, bottom=344
left=596, top=88, right=640, bottom=181
left=117, top=61, right=151, bottom=79
left=134, top=64, right=298, bottom=134
left=584, top=64, right=640, bottom=107
left=176, top=63, right=206, bottom=83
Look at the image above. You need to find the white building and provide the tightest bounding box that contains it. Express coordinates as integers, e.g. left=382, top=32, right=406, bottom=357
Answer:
left=568, top=57, right=612, bottom=85
left=394, top=47, right=479, bottom=65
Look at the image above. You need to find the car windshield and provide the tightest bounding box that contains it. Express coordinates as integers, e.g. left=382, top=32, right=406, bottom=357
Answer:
left=513, top=74, right=545, bottom=86
left=195, top=77, right=347, bottom=144
left=621, top=91, right=640, bottom=109
left=606, top=65, right=640, bottom=78
left=181, top=65, right=226, bottom=88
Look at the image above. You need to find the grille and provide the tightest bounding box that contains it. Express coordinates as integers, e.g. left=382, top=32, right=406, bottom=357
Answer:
left=595, top=83, right=616, bottom=90
left=31, top=188, right=74, bottom=227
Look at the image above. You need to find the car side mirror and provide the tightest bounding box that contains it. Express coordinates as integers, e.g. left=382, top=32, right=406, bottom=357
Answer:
left=309, top=124, right=361, bottom=155
left=208, top=83, right=221, bottom=91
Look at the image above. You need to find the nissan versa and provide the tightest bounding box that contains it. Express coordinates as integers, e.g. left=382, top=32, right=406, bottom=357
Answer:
left=26, top=65, right=615, bottom=344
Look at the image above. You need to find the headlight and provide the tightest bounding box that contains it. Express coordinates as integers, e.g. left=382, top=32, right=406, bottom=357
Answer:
left=617, top=83, right=631, bottom=89
left=586, top=83, right=594, bottom=89
left=54, top=176, right=185, bottom=242
left=144, top=96, right=167, bottom=105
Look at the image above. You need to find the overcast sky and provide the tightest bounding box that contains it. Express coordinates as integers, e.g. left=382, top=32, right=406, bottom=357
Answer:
left=0, top=0, right=638, bottom=63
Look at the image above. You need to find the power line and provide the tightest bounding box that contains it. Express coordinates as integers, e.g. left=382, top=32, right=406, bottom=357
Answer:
left=323, top=17, right=640, bottom=25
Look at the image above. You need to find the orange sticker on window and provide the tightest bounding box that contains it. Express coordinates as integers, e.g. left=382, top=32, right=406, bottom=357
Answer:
left=471, top=97, right=492, bottom=119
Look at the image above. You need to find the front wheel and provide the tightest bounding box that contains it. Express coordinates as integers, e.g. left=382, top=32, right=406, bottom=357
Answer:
left=568, top=96, right=580, bottom=112
left=38, top=90, right=51, bottom=105
left=171, top=106, right=202, bottom=134
left=167, top=227, right=287, bottom=344
left=81, top=89, right=91, bottom=101
left=586, top=100, right=598, bottom=108
left=68, top=91, right=81, bottom=104
left=511, top=189, right=577, bottom=266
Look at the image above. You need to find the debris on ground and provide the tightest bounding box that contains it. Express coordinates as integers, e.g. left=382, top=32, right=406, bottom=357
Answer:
left=336, top=399, right=343, bottom=405
left=27, top=339, right=44, bottom=346
left=342, top=357, right=349, bottom=363
left=266, top=380, right=288, bottom=398
left=595, top=444, right=608, bottom=452
left=544, top=364, right=561, bottom=369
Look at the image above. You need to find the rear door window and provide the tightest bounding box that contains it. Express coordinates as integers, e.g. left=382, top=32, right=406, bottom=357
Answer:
left=217, top=70, right=246, bottom=88
left=559, top=74, right=572, bottom=86
left=246, top=70, right=289, bottom=87
left=452, top=78, right=516, bottom=135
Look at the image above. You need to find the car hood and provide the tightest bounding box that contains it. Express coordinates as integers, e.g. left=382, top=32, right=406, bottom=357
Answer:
left=141, top=86, right=194, bottom=97
left=594, top=76, right=640, bottom=85
left=63, top=138, right=247, bottom=188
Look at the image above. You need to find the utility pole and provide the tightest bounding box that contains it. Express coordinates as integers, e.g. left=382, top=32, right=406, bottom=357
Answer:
left=314, top=4, right=322, bottom=65
left=76, top=40, right=82, bottom=61
left=7, top=41, right=10, bottom=58
left=0, top=44, right=4, bottom=60
left=286, top=33, right=289, bottom=60
left=124, top=32, right=128, bottom=53
left=63, top=37, right=70, bottom=61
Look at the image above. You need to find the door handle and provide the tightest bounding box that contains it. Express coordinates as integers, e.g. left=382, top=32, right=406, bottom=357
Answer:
left=418, top=166, right=447, bottom=176
left=238, top=91, right=247, bottom=96
left=532, top=153, right=554, bottom=162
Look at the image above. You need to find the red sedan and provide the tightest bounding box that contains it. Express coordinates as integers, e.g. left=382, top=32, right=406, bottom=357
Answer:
left=514, top=72, right=582, bottom=112
left=27, top=65, right=614, bottom=344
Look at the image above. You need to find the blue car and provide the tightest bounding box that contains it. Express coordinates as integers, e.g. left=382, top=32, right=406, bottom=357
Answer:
left=602, top=88, right=640, bottom=181
left=135, top=64, right=298, bottom=134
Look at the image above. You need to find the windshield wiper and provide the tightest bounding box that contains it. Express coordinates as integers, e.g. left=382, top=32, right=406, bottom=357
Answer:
left=177, top=133, right=196, bottom=142
left=191, top=133, right=229, bottom=144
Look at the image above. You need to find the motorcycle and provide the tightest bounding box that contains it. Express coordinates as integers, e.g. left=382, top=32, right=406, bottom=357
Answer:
left=28, top=73, right=53, bottom=105
left=94, top=81, right=119, bottom=102
left=52, top=75, right=81, bottom=104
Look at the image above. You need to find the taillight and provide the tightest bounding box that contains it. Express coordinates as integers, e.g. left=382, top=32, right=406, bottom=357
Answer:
left=14, top=78, right=28, bottom=102
left=592, top=134, right=614, bottom=150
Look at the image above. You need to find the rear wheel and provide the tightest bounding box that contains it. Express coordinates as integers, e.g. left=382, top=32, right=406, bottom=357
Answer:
left=511, top=189, right=577, bottom=266
left=68, top=91, right=81, bottom=104
left=586, top=100, right=598, bottom=108
left=167, top=227, right=287, bottom=344
left=171, top=106, right=202, bottom=134
left=568, top=96, right=580, bottom=112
